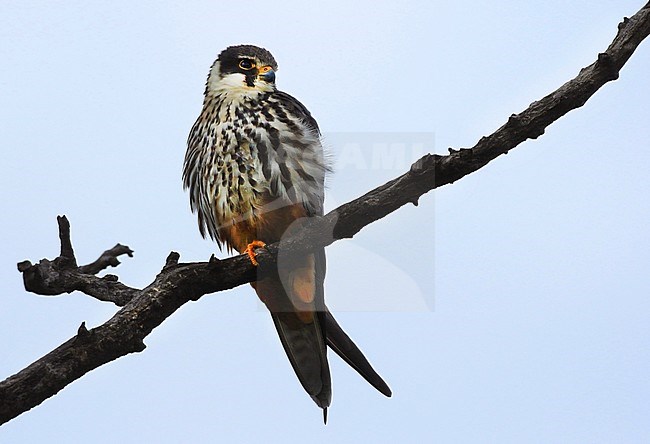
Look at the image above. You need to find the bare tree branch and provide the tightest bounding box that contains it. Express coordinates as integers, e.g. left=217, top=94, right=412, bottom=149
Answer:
left=17, top=216, right=139, bottom=304
left=2, top=3, right=649, bottom=426
left=78, top=244, right=134, bottom=275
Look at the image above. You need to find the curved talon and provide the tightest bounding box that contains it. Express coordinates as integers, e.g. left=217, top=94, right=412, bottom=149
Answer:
left=244, top=240, right=267, bottom=266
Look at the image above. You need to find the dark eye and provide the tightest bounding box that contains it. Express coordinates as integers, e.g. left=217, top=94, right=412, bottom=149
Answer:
left=239, top=59, right=254, bottom=70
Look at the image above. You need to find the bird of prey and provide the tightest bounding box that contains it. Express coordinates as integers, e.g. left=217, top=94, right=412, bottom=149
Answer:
left=183, top=44, right=391, bottom=421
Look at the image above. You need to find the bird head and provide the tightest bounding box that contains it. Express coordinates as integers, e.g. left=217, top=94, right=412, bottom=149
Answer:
left=206, top=45, right=278, bottom=96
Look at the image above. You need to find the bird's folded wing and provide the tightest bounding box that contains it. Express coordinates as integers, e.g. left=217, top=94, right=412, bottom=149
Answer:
left=325, top=310, right=392, bottom=397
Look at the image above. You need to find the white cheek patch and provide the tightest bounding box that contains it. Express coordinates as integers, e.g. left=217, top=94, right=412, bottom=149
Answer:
left=209, top=72, right=248, bottom=93
left=207, top=70, right=275, bottom=98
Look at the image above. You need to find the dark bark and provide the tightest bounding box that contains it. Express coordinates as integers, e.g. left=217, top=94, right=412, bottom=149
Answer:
left=2, top=2, right=650, bottom=426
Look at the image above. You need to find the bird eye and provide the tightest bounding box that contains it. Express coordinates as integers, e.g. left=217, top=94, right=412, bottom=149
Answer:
left=239, top=59, right=254, bottom=70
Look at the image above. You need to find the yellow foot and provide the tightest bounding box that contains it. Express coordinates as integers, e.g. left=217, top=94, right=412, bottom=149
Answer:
left=244, top=240, right=267, bottom=266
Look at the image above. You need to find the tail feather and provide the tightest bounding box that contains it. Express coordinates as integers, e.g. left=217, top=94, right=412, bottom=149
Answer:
left=325, top=311, right=392, bottom=397
left=271, top=311, right=332, bottom=408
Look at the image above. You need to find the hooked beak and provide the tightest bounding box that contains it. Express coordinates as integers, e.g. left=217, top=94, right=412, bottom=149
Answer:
left=257, top=65, right=275, bottom=83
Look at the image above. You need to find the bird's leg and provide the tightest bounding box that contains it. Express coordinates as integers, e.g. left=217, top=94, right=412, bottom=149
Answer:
left=244, top=240, right=267, bottom=266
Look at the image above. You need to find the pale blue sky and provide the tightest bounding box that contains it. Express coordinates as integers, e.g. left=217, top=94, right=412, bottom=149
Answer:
left=1, top=1, right=649, bottom=442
